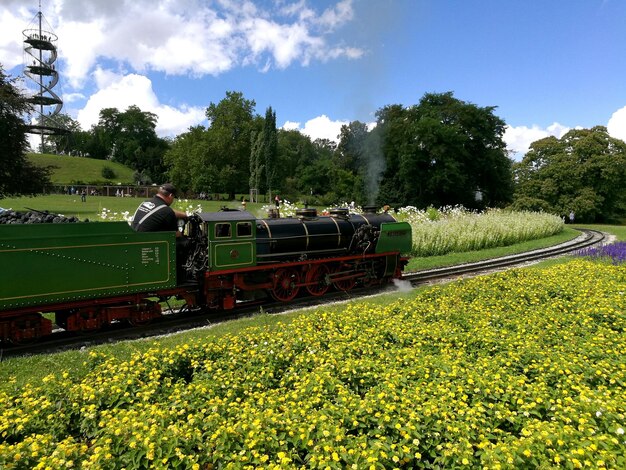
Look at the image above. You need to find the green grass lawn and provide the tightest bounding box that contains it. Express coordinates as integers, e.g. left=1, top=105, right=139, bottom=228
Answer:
left=576, top=223, right=626, bottom=241
left=28, top=153, right=136, bottom=185
left=0, top=194, right=262, bottom=220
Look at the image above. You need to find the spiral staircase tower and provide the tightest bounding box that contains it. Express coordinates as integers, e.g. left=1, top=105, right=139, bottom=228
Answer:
left=22, top=3, right=68, bottom=150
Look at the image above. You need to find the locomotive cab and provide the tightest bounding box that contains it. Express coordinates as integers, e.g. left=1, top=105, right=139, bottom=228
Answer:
left=196, top=211, right=257, bottom=271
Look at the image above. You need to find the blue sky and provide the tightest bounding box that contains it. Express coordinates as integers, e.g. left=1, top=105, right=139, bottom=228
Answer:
left=2, top=0, right=626, bottom=157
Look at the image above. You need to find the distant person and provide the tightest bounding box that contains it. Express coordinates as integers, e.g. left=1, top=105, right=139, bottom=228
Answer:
left=275, top=195, right=280, bottom=207
left=569, top=211, right=575, bottom=224
left=80, top=190, right=86, bottom=202
left=131, top=184, right=187, bottom=236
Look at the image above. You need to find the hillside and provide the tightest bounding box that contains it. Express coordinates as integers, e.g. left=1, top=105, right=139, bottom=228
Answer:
left=27, top=153, right=136, bottom=185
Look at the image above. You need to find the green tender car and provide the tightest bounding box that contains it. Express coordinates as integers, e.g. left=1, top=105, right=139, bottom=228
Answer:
left=0, top=221, right=177, bottom=312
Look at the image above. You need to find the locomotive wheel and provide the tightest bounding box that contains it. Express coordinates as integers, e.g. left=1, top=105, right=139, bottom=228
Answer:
left=361, top=260, right=387, bottom=287
left=361, top=268, right=384, bottom=287
left=305, top=264, right=330, bottom=296
left=361, top=276, right=382, bottom=288
left=332, top=265, right=356, bottom=291
left=271, top=268, right=300, bottom=302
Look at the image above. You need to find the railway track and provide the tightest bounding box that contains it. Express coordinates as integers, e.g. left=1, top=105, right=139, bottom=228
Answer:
left=0, top=228, right=606, bottom=359
left=404, top=227, right=606, bottom=285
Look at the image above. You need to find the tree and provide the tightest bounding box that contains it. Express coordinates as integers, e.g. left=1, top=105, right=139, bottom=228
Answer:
left=295, top=139, right=337, bottom=203
left=372, top=105, right=407, bottom=208
left=377, top=92, right=513, bottom=209
left=88, top=105, right=169, bottom=182
left=263, top=107, right=278, bottom=199
left=93, top=107, right=121, bottom=158
left=337, top=121, right=368, bottom=173
left=249, top=106, right=278, bottom=201
left=512, top=126, right=626, bottom=222
left=0, top=65, right=51, bottom=197
left=205, top=91, right=261, bottom=199
left=44, top=113, right=82, bottom=155
left=165, top=126, right=213, bottom=193
left=249, top=131, right=264, bottom=201
left=276, top=129, right=317, bottom=198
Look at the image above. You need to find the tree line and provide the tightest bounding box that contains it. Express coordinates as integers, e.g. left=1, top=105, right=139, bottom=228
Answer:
left=2, top=64, right=626, bottom=222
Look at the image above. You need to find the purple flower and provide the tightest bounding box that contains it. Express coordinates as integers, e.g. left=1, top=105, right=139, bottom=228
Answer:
left=574, top=242, right=626, bottom=265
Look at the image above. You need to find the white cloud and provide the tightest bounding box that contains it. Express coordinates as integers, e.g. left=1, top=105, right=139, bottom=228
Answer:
left=316, top=0, right=355, bottom=29
left=282, top=115, right=348, bottom=142
left=0, top=0, right=362, bottom=88
left=62, top=92, right=86, bottom=103
left=0, top=7, right=31, bottom=70
left=282, top=116, right=376, bottom=142
left=56, top=20, right=106, bottom=88
left=243, top=18, right=320, bottom=68
left=504, top=122, right=571, bottom=159
left=76, top=72, right=206, bottom=137
left=607, top=106, right=626, bottom=142
left=282, top=120, right=302, bottom=131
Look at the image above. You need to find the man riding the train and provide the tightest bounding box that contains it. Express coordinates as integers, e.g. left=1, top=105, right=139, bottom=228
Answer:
left=131, top=183, right=187, bottom=235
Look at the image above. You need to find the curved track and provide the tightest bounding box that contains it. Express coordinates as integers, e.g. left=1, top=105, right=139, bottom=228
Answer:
left=404, top=228, right=605, bottom=285
left=0, top=229, right=606, bottom=359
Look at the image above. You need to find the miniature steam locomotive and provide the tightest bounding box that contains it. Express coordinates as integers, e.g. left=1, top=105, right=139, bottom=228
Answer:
left=0, top=207, right=412, bottom=343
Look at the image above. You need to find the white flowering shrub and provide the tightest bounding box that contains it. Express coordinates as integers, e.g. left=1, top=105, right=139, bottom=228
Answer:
left=174, top=200, right=204, bottom=216
left=395, top=206, right=563, bottom=257
left=99, top=208, right=132, bottom=224
left=260, top=199, right=302, bottom=218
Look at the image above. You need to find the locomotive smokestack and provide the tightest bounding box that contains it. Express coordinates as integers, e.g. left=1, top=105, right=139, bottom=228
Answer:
left=362, top=205, right=378, bottom=214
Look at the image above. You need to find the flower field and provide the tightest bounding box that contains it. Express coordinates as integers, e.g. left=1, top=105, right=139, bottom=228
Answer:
left=576, top=242, right=626, bottom=265
left=1, top=259, right=625, bottom=468
left=395, top=207, right=564, bottom=257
